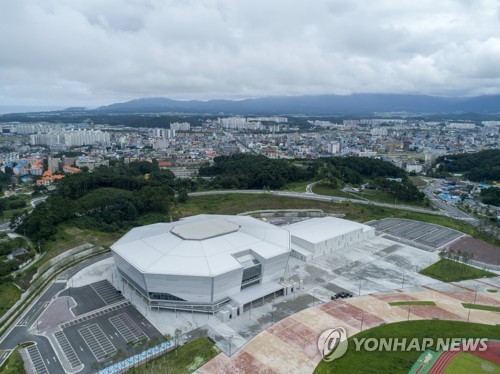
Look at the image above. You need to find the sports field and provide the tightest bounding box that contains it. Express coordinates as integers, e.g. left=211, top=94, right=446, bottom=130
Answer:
left=411, top=340, right=500, bottom=374
left=444, top=352, right=498, bottom=374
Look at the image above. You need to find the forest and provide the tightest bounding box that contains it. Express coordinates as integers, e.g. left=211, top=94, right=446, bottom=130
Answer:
left=13, top=161, right=184, bottom=243
left=433, top=149, right=500, bottom=182
left=199, top=154, right=314, bottom=189
left=200, top=154, right=423, bottom=201
left=480, top=187, right=500, bottom=206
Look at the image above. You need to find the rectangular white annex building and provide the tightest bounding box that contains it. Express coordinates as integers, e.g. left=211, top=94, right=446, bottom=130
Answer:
left=289, top=216, right=376, bottom=260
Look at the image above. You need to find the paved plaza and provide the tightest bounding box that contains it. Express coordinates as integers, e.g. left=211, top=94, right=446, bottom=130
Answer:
left=199, top=289, right=500, bottom=374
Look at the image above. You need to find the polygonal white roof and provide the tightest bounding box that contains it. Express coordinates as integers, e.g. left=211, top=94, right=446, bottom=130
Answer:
left=111, top=214, right=290, bottom=277
left=171, top=218, right=239, bottom=240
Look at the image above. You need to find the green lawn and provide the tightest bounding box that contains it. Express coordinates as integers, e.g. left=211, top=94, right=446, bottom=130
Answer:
left=176, top=193, right=430, bottom=223
left=0, top=207, right=29, bottom=221
left=349, top=189, right=430, bottom=208
left=409, top=176, right=428, bottom=188
left=419, top=259, right=496, bottom=282
left=312, top=183, right=353, bottom=198
left=389, top=301, right=436, bottom=306
left=125, top=337, right=219, bottom=374
left=462, top=303, right=500, bottom=312
left=42, top=225, right=122, bottom=258
left=311, top=183, right=429, bottom=208
left=283, top=180, right=313, bottom=192
left=0, top=349, right=25, bottom=374
left=0, top=283, right=22, bottom=318
left=315, top=321, right=500, bottom=374
left=444, top=352, right=499, bottom=374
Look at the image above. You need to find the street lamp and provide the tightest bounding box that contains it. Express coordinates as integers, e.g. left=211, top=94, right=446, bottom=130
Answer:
left=227, top=335, right=233, bottom=356
left=271, top=299, right=275, bottom=325
left=467, top=285, right=479, bottom=323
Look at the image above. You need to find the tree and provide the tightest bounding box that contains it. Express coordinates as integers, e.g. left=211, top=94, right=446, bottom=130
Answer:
left=174, top=328, right=182, bottom=356
left=164, top=333, right=173, bottom=343
left=177, top=189, right=188, bottom=203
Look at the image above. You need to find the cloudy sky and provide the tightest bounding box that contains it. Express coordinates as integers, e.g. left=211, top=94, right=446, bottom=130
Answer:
left=1, top=0, right=500, bottom=108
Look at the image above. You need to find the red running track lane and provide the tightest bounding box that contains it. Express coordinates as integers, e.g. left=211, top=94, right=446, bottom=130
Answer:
left=428, top=341, right=500, bottom=374
left=472, top=341, right=500, bottom=365
left=428, top=350, right=460, bottom=374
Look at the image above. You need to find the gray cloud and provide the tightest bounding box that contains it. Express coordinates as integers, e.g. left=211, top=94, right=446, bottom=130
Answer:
left=0, top=0, right=499, bottom=107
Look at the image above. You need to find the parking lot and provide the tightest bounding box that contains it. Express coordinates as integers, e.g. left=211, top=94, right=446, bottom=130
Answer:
left=30, top=280, right=164, bottom=374
left=26, top=344, right=48, bottom=374
left=79, top=323, right=116, bottom=361
left=110, top=313, right=148, bottom=343
left=368, top=218, right=464, bottom=249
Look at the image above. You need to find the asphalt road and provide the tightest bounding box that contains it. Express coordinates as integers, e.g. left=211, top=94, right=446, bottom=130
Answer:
left=30, top=195, right=48, bottom=208
left=423, top=179, right=475, bottom=220
left=423, top=179, right=499, bottom=239
left=0, top=281, right=67, bottom=373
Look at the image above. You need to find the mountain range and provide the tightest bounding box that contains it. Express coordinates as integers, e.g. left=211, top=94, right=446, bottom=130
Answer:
left=95, top=93, right=500, bottom=115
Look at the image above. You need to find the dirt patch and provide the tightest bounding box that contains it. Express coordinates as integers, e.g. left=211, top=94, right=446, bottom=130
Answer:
left=449, top=237, right=499, bottom=265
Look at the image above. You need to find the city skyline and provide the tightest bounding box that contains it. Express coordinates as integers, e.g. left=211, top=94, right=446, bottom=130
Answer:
left=1, top=0, right=500, bottom=108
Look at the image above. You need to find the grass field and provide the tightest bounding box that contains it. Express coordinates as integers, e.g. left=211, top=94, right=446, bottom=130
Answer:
left=0, top=283, right=22, bottom=318
left=444, top=352, right=499, bottom=374
left=462, top=303, right=500, bottom=312
left=283, top=180, right=313, bottom=192
left=0, top=207, right=28, bottom=221
left=175, top=193, right=434, bottom=223
left=311, top=184, right=353, bottom=198
left=419, top=259, right=496, bottom=282
left=125, top=337, right=219, bottom=374
left=389, top=301, right=436, bottom=306
left=0, top=349, right=25, bottom=374
left=311, top=183, right=429, bottom=208
left=42, top=225, right=122, bottom=259
left=409, top=177, right=428, bottom=188
left=314, top=321, right=500, bottom=374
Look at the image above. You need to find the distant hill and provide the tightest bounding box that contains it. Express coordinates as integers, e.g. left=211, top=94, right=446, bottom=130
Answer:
left=95, top=93, right=500, bottom=115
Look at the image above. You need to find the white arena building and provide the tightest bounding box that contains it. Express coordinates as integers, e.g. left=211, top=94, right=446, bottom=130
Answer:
left=111, top=214, right=376, bottom=316
left=111, top=214, right=292, bottom=316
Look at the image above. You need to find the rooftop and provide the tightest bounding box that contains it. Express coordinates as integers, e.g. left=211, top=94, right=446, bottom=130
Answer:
left=111, top=214, right=290, bottom=277
left=171, top=218, right=239, bottom=240
left=288, top=217, right=374, bottom=244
